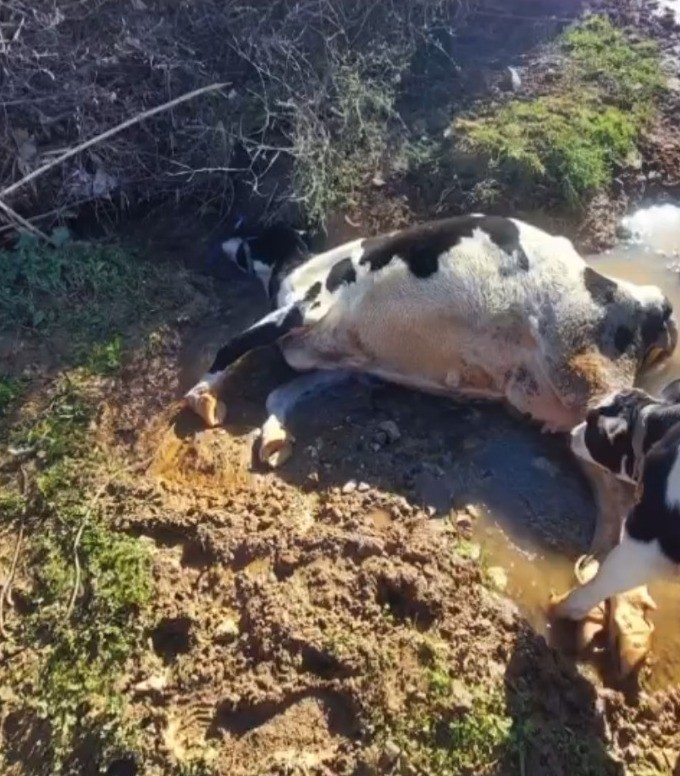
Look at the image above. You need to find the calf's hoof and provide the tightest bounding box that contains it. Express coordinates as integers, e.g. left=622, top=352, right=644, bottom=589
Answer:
left=548, top=555, right=606, bottom=652
left=573, top=555, right=607, bottom=652
left=609, top=587, right=656, bottom=680
left=259, top=416, right=294, bottom=468
left=184, top=385, right=227, bottom=427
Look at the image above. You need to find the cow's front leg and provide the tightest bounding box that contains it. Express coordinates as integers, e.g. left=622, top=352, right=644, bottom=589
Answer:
left=579, top=462, right=659, bottom=677
left=259, top=370, right=354, bottom=467
left=185, top=305, right=305, bottom=427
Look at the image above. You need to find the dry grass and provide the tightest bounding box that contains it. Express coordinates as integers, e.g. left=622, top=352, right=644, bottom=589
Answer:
left=0, top=0, right=470, bottom=232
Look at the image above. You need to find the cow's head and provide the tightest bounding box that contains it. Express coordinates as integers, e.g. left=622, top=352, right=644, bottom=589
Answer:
left=207, top=224, right=309, bottom=290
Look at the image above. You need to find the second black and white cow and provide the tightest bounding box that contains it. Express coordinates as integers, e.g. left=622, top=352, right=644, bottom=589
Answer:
left=552, top=382, right=680, bottom=673
left=186, top=215, right=677, bottom=468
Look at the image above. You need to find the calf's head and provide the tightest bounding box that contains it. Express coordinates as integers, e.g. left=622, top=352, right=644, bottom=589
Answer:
left=570, top=380, right=680, bottom=483
left=219, top=224, right=308, bottom=289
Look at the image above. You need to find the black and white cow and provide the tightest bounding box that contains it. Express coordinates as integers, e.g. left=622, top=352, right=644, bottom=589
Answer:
left=552, top=382, right=680, bottom=663
left=186, top=216, right=677, bottom=468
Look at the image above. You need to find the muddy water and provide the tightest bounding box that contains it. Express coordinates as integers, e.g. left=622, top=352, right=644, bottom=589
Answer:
left=475, top=204, right=680, bottom=690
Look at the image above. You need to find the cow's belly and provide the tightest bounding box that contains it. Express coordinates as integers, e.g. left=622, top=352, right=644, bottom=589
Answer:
left=282, top=308, right=526, bottom=398
left=280, top=304, right=579, bottom=430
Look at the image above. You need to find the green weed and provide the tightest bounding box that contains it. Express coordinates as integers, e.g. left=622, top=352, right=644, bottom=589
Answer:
left=2, top=380, right=153, bottom=775
left=0, top=374, right=23, bottom=417
left=454, top=16, right=664, bottom=207
left=82, top=336, right=124, bottom=376
left=564, top=15, right=663, bottom=107
left=292, top=59, right=400, bottom=225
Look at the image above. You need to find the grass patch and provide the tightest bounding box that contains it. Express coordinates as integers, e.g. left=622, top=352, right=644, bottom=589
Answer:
left=0, top=374, right=24, bottom=417
left=388, top=677, right=512, bottom=774
left=292, top=59, right=400, bottom=225
left=0, top=232, right=156, bottom=334
left=454, top=16, right=664, bottom=206
left=1, top=378, right=153, bottom=774
left=374, top=640, right=512, bottom=775
left=0, top=231, right=182, bottom=378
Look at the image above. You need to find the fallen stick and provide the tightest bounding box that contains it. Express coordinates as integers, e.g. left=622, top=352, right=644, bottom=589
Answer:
left=0, top=199, right=52, bottom=243
left=0, top=81, right=231, bottom=235
left=0, top=467, right=28, bottom=641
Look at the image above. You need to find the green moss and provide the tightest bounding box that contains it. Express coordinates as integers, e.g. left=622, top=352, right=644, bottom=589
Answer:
left=0, top=374, right=24, bottom=417
left=3, top=380, right=153, bottom=774
left=563, top=15, right=663, bottom=107
left=454, top=16, right=664, bottom=207
left=458, top=95, right=638, bottom=205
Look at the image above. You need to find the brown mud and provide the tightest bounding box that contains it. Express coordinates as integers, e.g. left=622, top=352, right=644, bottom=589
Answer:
left=79, top=271, right=680, bottom=773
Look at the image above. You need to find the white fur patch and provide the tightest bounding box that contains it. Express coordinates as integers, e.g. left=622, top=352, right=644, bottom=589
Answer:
left=570, top=422, right=591, bottom=461
left=221, top=238, right=245, bottom=261
left=185, top=371, right=222, bottom=399
left=665, top=449, right=680, bottom=509
left=253, top=260, right=273, bottom=289
left=556, top=530, right=670, bottom=620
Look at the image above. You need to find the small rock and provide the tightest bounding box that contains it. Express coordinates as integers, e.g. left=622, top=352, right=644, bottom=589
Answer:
left=214, top=618, right=240, bottom=643
left=377, top=420, right=401, bottom=443
left=450, top=679, right=474, bottom=711
left=382, top=739, right=401, bottom=764
left=372, top=174, right=386, bottom=188
left=532, top=457, right=558, bottom=477
left=357, top=481, right=371, bottom=493
left=455, top=513, right=473, bottom=534
left=342, top=480, right=358, bottom=495
left=486, top=566, right=508, bottom=592
left=133, top=674, right=167, bottom=695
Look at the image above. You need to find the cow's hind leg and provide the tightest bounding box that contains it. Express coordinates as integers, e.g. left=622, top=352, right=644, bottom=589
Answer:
left=185, top=305, right=304, bottom=427
left=259, top=370, right=354, bottom=468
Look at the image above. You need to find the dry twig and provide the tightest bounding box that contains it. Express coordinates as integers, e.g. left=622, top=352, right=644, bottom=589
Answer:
left=1, top=81, right=231, bottom=240
left=0, top=466, right=28, bottom=641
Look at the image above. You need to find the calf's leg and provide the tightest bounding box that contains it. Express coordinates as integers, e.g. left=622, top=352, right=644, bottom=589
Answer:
left=552, top=532, right=665, bottom=621
left=259, top=370, right=354, bottom=467
left=185, top=305, right=305, bottom=427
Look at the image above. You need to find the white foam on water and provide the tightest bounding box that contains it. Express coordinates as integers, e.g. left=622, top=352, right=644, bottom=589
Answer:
left=657, top=0, right=680, bottom=19
left=621, top=203, right=680, bottom=252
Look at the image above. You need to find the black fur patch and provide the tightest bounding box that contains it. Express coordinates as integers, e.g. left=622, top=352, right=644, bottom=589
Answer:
left=583, top=390, right=654, bottom=479
left=583, top=267, right=617, bottom=306
left=326, top=258, right=357, bottom=293
left=641, top=404, right=680, bottom=454
left=358, top=216, right=529, bottom=279
left=304, top=281, right=322, bottom=302
left=209, top=306, right=304, bottom=373
left=614, top=325, right=634, bottom=354
left=661, top=378, right=680, bottom=404
left=627, top=423, right=680, bottom=563
left=640, top=301, right=672, bottom=352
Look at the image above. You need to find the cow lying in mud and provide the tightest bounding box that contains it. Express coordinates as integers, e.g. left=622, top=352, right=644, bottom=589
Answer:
left=185, top=215, right=677, bottom=675
left=552, top=381, right=680, bottom=677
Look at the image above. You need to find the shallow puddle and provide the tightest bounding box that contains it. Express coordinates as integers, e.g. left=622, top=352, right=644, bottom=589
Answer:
left=475, top=204, right=680, bottom=691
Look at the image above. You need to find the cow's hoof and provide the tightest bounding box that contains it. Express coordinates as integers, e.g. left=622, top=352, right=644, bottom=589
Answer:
left=259, top=416, right=294, bottom=468
left=548, top=556, right=606, bottom=650
left=185, top=385, right=226, bottom=427
left=573, top=555, right=606, bottom=652
left=609, top=587, right=656, bottom=680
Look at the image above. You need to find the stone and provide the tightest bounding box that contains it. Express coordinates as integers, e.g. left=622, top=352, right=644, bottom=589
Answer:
left=377, top=420, right=401, bottom=443
left=342, top=480, right=358, bottom=494
left=486, top=566, right=508, bottom=592
left=214, top=618, right=240, bottom=643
